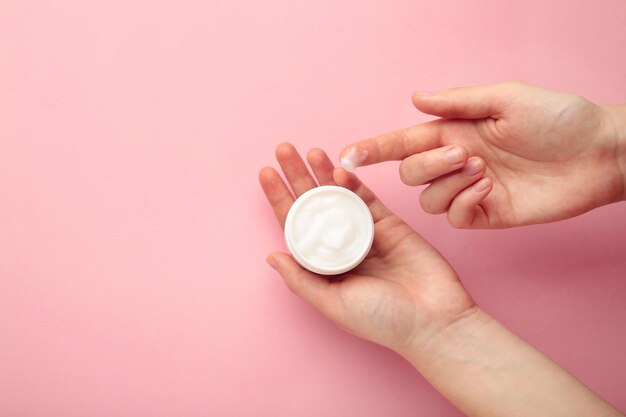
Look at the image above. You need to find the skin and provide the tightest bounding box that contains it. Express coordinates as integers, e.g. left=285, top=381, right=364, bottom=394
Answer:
left=259, top=82, right=626, bottom=416
left=259, top=143, right=473, bottom=352
left=340, top=81, right=626, bottom=228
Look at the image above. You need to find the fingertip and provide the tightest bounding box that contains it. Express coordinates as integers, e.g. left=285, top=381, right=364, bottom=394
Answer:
left=339, top=146, right=367, bottom=172
left=412, top=91, right=439, bottom=113
left=448, top=216, right=464, bottom=229
left=447, top=178, right=492, bottom=228
left=258, top=166, right=275, bottom=183
left=271, top=251, right=302, bottom=267
left=419, top=191, right=441, bottom=215
left=338, top=144, right=355, bottom=159
left=445, top=145, right=468, bottom=166
left=460, top=146, right=469, bottom=163
left=411, top=93, right=420, bottom=108
left=332, top=167, right=357, bottom=190
left=306, top=147, right=325, bottom=165
left=258, top=167, right=283, bottom=196
left=412, top=91, right=433, bottom=102
left=473, top=177, right=492, bottom=193
left=267, top=252, right=299, bottom=275
left=269, top=252, right=331, bottom=305
left=275, top=142, right=295, bottom=159
left=337, top=146, right=351, bottom=171
left=398, top=161, right=411, bottom=185
left=266, top=253, right=279, bottom=271
left=463, top=157, right=485, bottom=177
left=332, top=166, right=346, bottom=183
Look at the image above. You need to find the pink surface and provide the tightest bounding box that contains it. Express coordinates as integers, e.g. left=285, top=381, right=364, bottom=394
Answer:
left=1, top=0, right=625, bottom=415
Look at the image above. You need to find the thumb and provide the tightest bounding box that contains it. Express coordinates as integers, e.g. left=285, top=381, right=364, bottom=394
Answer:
left=267, top=252, right=336, bottom=315
left=413, top=81, right=523, bottom=119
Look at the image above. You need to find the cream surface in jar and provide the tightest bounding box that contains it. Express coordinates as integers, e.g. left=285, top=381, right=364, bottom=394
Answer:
left=284, top=186, right=374, bottom=275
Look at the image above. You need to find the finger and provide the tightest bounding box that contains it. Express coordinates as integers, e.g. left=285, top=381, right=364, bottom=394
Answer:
left=447, top=177, right=493, bottom=228
left=332, top=167, right=393, bottom=223
left=267, top=252, right=337, bottom=318
left=419, top=157, right=486, bottom=214
left=339, top=121, right=444, bottom=168
left=259, top=167, right=295, bottom=229
left=276, top=143, right=318, bottom=197
left=307, top=148, right=336, bottom=186
left=398, top=145, right=468, bottom=186
left=412, top=81, right=523, bottom=119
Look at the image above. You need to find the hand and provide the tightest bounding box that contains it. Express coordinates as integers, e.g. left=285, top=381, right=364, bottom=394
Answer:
left=340, top=81, right=626, bottom=228
left=259, top=144, right=624, bottom=417
left=259, top=143, right=475, bottom=352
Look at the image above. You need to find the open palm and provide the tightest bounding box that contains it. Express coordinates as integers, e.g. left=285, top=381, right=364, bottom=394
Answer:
left=259, top=143, right=475, bottom=351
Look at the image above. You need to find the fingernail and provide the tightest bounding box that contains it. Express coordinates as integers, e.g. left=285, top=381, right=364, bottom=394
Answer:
left=340, top=147, right=368, bottom=172
left=445, top=147, right=464, bottom=165
left=266, top=256, right=278, bottom=271
left=414, top=91, right=433, bottom=96
left=464, top=159, right=483, bottom=176
left=474, top=178, right=491, bottom=192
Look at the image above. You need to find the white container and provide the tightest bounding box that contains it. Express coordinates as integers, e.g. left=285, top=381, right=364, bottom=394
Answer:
left=284, top=186, right=374, bottom=275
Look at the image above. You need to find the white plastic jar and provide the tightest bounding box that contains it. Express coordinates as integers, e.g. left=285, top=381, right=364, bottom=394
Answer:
left=284, top=186, right=374, bottom=275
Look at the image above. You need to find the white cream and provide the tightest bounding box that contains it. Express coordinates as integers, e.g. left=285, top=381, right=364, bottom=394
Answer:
left=340, top=147, right=368, bottom=172
left=284, top=186, right=374, bottom=275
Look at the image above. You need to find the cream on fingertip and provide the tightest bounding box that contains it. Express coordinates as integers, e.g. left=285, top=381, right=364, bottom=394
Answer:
left=340, top=147, right=368, bottom=172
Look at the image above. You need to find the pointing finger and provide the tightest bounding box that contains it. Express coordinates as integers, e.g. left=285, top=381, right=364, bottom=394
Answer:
left=339, top=121, right=444, bottom=169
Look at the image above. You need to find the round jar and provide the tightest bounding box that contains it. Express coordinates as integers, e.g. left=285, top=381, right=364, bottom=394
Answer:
left=284, top=186, right=374, bottom=275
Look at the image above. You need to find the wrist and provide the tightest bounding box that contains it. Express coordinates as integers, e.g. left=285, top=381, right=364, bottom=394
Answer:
left=395, top=305, right=623, bottom=417
left=394, top=305, right=485, bottom=368
left=601, top=104, right=626, bottom=201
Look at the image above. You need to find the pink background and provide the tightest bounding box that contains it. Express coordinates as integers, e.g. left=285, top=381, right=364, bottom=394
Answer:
left=1, top=0, right=625, bottom=415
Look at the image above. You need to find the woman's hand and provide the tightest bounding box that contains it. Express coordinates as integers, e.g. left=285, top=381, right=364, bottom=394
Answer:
left=340, top=81, right=626, bottom=228
left=259, top=143, right=475, bottom=352
left=259, top=143, right=624, bottom=417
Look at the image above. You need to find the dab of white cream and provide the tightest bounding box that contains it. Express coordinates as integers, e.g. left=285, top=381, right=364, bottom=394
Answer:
left=340, top=147, right=368, bottom=172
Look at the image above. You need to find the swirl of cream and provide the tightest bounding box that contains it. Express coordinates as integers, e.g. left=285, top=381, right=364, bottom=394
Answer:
left=291, top=192, right=367, bottom=269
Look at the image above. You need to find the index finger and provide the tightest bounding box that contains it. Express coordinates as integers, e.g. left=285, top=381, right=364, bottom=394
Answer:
left=339, top=120, right=444, bottom=169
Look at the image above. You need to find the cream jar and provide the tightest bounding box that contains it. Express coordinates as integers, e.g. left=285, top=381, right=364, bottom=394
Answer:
left=284, top=186, right=374, bottom=275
